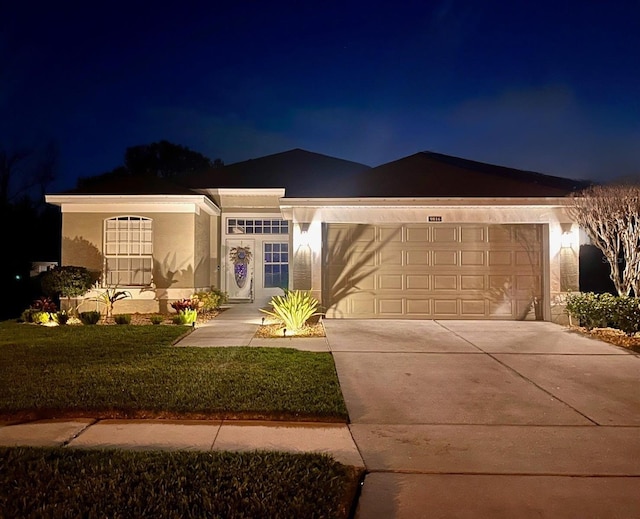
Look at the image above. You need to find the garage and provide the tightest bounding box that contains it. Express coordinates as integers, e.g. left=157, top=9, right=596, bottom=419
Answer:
left=323, top=223, right=543, bottom=320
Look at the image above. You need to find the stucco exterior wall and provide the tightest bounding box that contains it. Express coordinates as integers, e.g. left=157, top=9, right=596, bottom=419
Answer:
left=147, top=213, right=195, bottom=289
left=194, top=211, right=211, bottom=289
left=61, top=211, right=198, bottom=314
left=61, top=213, right=104, bottom=272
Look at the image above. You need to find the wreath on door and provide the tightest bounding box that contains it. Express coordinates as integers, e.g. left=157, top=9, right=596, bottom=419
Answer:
left=229, top=246, right=252, bottom=288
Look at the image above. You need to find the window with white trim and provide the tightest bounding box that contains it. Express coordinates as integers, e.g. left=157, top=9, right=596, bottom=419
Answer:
left=227, top=218, right=288, bottom=234
left=264, top=242, right=289, bottom=289
left=104, top=216, right=153, bottom=286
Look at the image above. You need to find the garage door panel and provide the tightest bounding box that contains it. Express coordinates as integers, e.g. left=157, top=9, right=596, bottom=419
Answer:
left=406, top=226, right=430, bottom=242
left=488, top=251, right=513, bottom=265
left=516, top=275, right=540, bottom=291
left=406, top=275, right=429, bottom=290
left=461, top=275, right=485, bottom=290
left=433, top=299, right=458, bottom=315
left=461, top=250, right=485, bottom=266
left=433, top=227, right=458, bottom=242
left=350, top=297, right=376, bottom=315
left=406, top=299, right=431, bottom=316
left=488, top=226, right=513, bottom=242
left=349, top=250, right=376, bottom=267
left=406, top=250, right=429, bottom=265
left=460, top=227, right=485, bottom=242
left=378, top=274, right=403, bottom=290
left=434, top=275, right=458, bottom=290
left=354, top=226, right=376, bottom=242
left=324, top=223, right=543, bottom=320
left=355, top=274, right=375, bottom=290
left=461, top=299, right=486, bottom=316
left=378, top=299, right=403, bottom=314
left=380, top=248, right=403, bottom=266
left=490, top=300, right=514, bottom=316
left=379, top=226, right=403, bottom=242
left=433, top=250, right=458, bottom=266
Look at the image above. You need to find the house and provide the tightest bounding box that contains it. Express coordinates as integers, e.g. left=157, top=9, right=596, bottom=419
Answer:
left=45, top=149, right=591, bottom=321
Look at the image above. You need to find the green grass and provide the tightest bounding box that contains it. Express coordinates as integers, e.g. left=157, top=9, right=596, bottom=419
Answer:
left=0, top=322, right=348, bottom=421
left=0, top=447, right=363, bottom=518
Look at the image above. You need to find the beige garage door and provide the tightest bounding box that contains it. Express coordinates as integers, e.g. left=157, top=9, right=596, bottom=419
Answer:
left=323, top=223, right=543, bottom=319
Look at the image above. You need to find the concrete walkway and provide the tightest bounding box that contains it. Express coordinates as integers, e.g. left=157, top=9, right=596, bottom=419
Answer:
left=3, top=304, right=640, bottom=517
left=175, top=298, right=331, bottom=351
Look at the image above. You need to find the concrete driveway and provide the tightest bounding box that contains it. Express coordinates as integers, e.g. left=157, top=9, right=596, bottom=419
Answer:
left=324, top=320, right=640, bottom=518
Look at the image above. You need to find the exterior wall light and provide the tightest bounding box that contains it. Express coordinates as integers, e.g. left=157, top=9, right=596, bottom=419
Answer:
left=561, top=231, right=573, bottom=249
left=298, top=222, right=311, bottom=248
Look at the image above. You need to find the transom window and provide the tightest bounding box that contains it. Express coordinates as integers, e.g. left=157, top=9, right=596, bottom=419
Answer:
left=227, top=218, right=289, bottom=235
left=264, top=242, right=289, bottom=289
left=104, top=216, right=153, bottom=286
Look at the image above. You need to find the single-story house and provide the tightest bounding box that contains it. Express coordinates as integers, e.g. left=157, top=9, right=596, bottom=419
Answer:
left=45, top=149, right=591, bottom=322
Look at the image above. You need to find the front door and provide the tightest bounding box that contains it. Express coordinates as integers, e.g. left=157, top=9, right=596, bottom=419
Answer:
left=226, top=238, right=255, bottom=300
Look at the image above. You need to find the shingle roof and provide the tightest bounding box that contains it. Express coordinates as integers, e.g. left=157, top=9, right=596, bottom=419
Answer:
left=183, top=148, right=372, bottom=197
left=56, top=149, right=592, bottom=199
left=64, top=172, right=198, bottom=196
left=352, top=152, right=592, bottom=197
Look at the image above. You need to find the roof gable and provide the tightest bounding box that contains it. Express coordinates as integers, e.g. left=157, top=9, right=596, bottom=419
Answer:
left=353, top=152, right=591, bottom=197
left=183, top=148, right=371, bottom=197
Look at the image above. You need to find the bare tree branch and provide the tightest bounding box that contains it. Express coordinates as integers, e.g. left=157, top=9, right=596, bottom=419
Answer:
left=567, top=184, right=640, bottom=296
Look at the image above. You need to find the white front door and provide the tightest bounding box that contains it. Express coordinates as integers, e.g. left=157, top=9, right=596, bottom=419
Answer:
left=225, top=238, right=255, bottom=300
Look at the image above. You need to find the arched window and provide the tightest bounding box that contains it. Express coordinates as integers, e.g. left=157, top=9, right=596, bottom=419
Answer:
left=104, top=216, right=153, bottom=286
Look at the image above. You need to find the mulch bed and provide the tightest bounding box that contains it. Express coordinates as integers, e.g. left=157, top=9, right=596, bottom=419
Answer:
left=568, top=325, right=640, bottom=353
left=99, top=309, right=327, bottom=338
left=254, top=322, right=326, bottom=338
left=255, top=314, right=326, bottom=338
left=98, top=310, right=222, bottom=326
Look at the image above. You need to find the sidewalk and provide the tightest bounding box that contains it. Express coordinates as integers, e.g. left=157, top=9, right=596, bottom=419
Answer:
left=0, top=300, right=361, bottom=468
left=0, top=418, right=363, bottom=468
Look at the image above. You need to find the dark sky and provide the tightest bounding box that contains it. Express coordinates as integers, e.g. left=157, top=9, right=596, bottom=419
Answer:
left=3, top=1, right=640, bottom=192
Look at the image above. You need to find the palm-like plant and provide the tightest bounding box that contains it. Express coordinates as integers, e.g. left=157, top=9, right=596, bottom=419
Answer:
left=260, top=290, right=319, bottom=333
left=92, top=286, right=132, bottom=317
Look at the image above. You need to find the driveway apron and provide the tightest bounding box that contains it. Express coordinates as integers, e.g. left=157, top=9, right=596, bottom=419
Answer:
left=324, top=319, right=640, bottom=518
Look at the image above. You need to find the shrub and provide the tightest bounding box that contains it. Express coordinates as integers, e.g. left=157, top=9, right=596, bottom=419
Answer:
left=20, top=309, right=38, bottom=323
left=32, top=311, right=53, bottom=324
left=565, top=292, right=616, bottom=330
left=173, top=309, right=198, bottom=325
left=260, top=290, right=320, bottom=333
left=149, top=314, right=164, bottom=325
left=612, top=296, right=640, bottom=336
left=114, top=314, right=132, bottom=325
left=41, top=266, right=101, bottom=313
left=79, top=311, right=101, bottom=325
left=53, top=311, right=69, bottom=325
left=192, top=288, right=228, bottom=312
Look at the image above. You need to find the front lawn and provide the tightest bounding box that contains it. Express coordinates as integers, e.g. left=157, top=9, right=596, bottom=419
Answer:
left=0, top=322, right=348, bottom=421
left=0, top=447, right=362, bottom=519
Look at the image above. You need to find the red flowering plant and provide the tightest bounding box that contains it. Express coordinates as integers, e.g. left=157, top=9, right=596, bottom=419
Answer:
left=170, top=297, right=202, bottom=326
left=31, top=297, right=58, bottom=313
left=170, top=297, right=202, bottom=313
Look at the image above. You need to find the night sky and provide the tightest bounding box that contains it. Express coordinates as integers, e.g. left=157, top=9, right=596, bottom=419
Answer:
left=3, top=1, right=640, bottom=192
